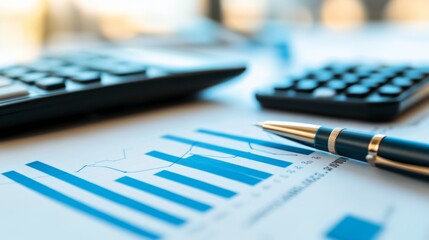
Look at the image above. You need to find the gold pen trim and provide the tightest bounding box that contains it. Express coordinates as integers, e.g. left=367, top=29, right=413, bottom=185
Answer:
left=327, top=128, right=345, bottom=154
left=366, top=134, right=386, bottom=166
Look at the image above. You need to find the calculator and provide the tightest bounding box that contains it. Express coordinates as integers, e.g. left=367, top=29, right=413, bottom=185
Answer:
left=0, top=47, right=246, bottom=132
left=255, top=63, right=429, bottom=121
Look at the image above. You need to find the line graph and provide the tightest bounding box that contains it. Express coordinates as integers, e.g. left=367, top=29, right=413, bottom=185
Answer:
left=73, top=129, right=309, bottom=175
left=74, top=146, right=195, bottom=174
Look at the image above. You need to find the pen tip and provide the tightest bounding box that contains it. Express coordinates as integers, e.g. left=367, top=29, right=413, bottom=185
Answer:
left=253, top=122, right=264, bottom=128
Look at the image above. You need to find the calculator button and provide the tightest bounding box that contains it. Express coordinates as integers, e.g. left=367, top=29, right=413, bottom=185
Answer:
left=355, top=67, right=374, bottom=76
left=19, top=72, right=48, bottom=85
left=326, top=80, right=347, bottom=91
left=341, top=74, right=360, bottom=85
left=369, top=75, right=388, bottom=83
left=313, top=87, right=336, bottom=98
left=2, top=67, right=30, bottom=79
left=330, top=65, right=353, bottom=76
left=416, top=67, right=429, bottom=76
left=346, top=85, right=370, bottom=98
left=392, top=77, right=413, bottom=89
left=108, top=65, right=147, bottom=76
left=295, top=80, right=319, bottom=92
left=360, top=78, right=382, bottom=89
left=36, top=77, right=66, bottom=90
left=274, top=80, right=294, bottom=91
left=70, top=71, right=101, bottom=84
left=314, top=71, right=333, bottom=83
left=378, top=85, right=402, bottom=97
left=53, top=66, right=87, bottom=77
left=377, top=69, right=397, bottom=79
left=0, top=84, right=29, bottom=100
left=0, top=77, right=13, bottom=87
left=403, top=70, right=425, bottom=82
left=389, top=65, right=410, bottom=74
left=355, top=71, right=372, bottom=79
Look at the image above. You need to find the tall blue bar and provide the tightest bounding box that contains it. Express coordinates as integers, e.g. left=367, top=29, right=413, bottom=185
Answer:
left=117, top=177, right=212, bottom=212
left=162, top=135, right=292, bottom=168
left=155, top=170, right=237, bottom=198
left=146, top=151, right=262, bottom=185
left=196, top=129, right=314, bottom=155
left=3, top=171, right=161, bottom=240
left=27, top=161, right=185, bottom=226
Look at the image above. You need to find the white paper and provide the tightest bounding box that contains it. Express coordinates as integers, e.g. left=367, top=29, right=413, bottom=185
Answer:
left=1, top=103, right=429, bottom=240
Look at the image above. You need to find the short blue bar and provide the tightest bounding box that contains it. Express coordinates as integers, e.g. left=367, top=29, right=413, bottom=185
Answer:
left=27, top=161, right=185, bottom=226
left=147, top=151, right=261, bottom=185
left=155, top=170, right=237, bottom=198
left=2, top=171, right=161, bottom=240
left=162, top=135, right=292, bottom=168
left=197, top=129, right=314, bottom=155
left=117, top=177, right=212, bottom=212
left=326, top=215, right=383, bottom=240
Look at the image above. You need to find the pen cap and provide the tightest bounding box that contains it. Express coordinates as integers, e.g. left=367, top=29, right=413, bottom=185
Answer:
left=378, top=137, right=429, bottom=167
left=315, top=126, right=429, bottom=181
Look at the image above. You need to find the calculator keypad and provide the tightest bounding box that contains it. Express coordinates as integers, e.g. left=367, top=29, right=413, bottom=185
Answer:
left=256, top=63, right=429, bottom=120
left=0, top=52, right=150, bottom=102
left=272, top=63, right=429, bottom=101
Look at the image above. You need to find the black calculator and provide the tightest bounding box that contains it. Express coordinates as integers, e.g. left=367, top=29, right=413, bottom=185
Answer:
left=256, top=63, right=429, bottom=121
left=0, top=47, right=245, bottom=132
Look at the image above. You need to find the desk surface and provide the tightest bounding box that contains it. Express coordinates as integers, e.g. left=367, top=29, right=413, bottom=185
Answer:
left=1, top=26, right=429, bottom=240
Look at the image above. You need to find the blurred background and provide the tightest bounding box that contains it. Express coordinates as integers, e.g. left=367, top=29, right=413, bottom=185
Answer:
left=1, top=0, right=429, bottom=64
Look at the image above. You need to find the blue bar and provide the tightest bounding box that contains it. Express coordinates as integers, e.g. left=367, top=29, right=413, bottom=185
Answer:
left=197, top=129, right=314, bottom=155
left=147, top=151, right=261, bottom=185
left=2, top=171, right=161, bottom=240
left=326, top=215, right=382, bottom=240
left=117, top=177, right=212, bottom=212
left=187, top=155, right=272, bottom=179
left=155, top=170, right=237, bottom=198
left=162, top=135, right=292, bottom=168
left=27, top=161, right=185, bottom=226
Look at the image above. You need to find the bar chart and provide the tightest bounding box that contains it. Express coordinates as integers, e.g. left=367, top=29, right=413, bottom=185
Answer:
left=2, top=129, right=313, bottom=239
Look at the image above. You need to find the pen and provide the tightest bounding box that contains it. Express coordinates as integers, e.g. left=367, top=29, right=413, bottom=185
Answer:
left=255, top=121, right=429, bottom=181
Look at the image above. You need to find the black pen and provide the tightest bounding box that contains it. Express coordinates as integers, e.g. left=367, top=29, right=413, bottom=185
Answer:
left=255, top=121, right=429, bottom=181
